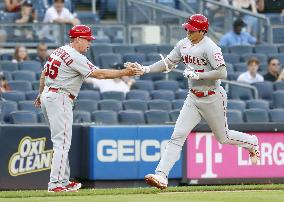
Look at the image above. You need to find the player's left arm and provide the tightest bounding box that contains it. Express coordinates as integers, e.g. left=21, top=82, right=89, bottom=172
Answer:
left=34, top=68, right=46, bottom=108
left=198, top=65, right=227, bottom=80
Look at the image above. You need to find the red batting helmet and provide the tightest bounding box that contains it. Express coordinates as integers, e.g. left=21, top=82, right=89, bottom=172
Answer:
left=182, top=14, right=209, bottom=32
left=69, top=25, right=96, bottom=40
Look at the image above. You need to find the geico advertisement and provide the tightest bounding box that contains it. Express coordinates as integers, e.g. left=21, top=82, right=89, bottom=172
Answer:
left=8, top=136, right=53, bottom=176
left=186, top=132, right=284, bottom=179
left=89, top=126, right=182, bottom=180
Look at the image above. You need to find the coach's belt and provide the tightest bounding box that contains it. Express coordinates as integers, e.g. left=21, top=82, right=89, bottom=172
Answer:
left=190, top=89, right=215, bottom=97
left=48, top=87, right=76, bottom=100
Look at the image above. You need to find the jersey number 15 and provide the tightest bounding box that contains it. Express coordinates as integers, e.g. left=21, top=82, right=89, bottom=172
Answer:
left=45, top=57, right=61, bottom=79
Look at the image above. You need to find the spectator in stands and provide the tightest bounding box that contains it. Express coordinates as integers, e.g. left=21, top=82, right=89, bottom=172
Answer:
left=219, top=18, right=257, bottom=47
left=85, top=76, right=135, bottom=94
left=15, top=0, right=36, bottom=24
left=0, top=72, right=11, bottom=93
left=263, top=57, right=284, bottom=82
left=34, top=43, right=49, bottom=67
left=12, top=45, right=29, bottom=63
left=232, top=0, right=259, bottom=35
left=4, top=0, right=21, bottom=12
left=237, top=57, right=264, bottom=84
left=41, top=0, right=80, bottom=42
left=257, top=0, right=284, bottom=16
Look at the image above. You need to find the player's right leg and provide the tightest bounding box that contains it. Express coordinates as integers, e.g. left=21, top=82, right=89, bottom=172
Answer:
left=42, top=91, right=74, bottom=192
left=145, top=95, right=201, bottom=189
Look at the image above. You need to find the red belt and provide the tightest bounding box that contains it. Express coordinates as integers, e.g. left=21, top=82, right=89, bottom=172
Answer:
left=190, top=89, right=215, bottom=97
left=48, top=87, right=76, bottom=100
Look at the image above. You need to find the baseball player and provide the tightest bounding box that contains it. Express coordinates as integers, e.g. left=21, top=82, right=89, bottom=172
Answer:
left=34, top=25, right=141, bottom=192
left=128, top=14, right=260, bottom=190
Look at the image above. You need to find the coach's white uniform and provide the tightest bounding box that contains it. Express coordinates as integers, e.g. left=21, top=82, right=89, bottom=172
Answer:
left=41, top=45, right=95, bottom=185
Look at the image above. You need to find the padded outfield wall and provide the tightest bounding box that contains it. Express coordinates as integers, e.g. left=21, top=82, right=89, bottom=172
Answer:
left=0, top=124, right=283, bottom=190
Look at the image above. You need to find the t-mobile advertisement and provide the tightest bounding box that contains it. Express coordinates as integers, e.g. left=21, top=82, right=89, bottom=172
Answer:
left=186, top=132, right=284, bottom=179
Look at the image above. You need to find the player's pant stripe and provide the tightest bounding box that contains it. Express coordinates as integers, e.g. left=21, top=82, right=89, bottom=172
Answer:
left=219, top=90, right=256, bottom=147
left=58, top=94, right=67, bottom=181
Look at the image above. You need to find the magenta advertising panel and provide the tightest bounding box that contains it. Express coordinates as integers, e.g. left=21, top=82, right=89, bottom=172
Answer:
left=186, top=132, right=284, bottom=179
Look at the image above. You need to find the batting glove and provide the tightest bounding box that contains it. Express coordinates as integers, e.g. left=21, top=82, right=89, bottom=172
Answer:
left=135, top=62, right=150, bottom=74
left=183, top=69, right=199, bottom=80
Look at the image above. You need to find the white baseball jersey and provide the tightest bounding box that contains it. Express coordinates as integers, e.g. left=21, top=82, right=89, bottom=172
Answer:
left=44, top=45, right=97, bottom=96
left=166, top=36, right=226, bottom=91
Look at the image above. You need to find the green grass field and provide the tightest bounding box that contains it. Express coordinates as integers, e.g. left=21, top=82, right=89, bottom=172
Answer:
left=1, top=184, right=284, bottom=202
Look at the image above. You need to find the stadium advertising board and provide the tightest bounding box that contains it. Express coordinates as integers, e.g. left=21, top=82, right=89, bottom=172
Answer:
left=89, top=126, right=182, bottom=180
left=186, top=132, right=284, bottom=180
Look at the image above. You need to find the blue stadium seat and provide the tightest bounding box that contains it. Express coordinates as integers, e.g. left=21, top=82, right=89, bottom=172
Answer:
left=246, top=100, right=270, bottom=111
left=32, top=81, right=40, bottom=90
left=131, top=80, right=154, bottom=91
left=148, top=99, right=172, bottom=110
left=278, top=45, right=284, bottom=53
left=98, top=99, right=122, bottom=112
left=126, top=90, right=150, bottom=100
left=10, top=111, right=38, bottom=124
left=99, top=53, right=122, bottom=69
left=147, top=53, right=161, bottom=62
left=73, top=110, right=91, bottom=123
left=18, top=61, right=42, bottom=72
left=234, top=63, right=247, bottom=72
left=0, top=100, right=17, bottom=123
left=135, top=45, right=158, bottom=54
left=2, top=71, right=12, bottom=81
left=101, top=91, right=125, bottom=101
left=118, top=110, right=145, bottom=124
left=18, top=100, right=40, bottom=113
left=169, top=109, right=180, bottom=122
left=8, top=80, right=32, bottom=92
left=123, top=53, right=146, bottom=63
left=74, top=99, right=98, bottom=112
left=244, top=109, right=269, bottom=122
left=158, top=45, right=173, bottom=54
left=226, top=110, right=243, bottom=123
left=0, top=61, right=18, bottom=71
left=112, top=45, right=135, bottom=54
left=272, top=91, right=284, bottom=108
left=242, top=54, right=267, bottom=64
left=77, top=90, right=100, bottom=100
left=2, top=91, right=26, bottom=102
left=151, top=90, right=175, bottom=101
left=0, top=53, right=13, bottom=60
left=223, top=53, right=241, bottom=64
left=273, top=27, right=284, bottom=43
left=230, top=45, right=253, bottom=54
left=76, top=11, right=99, bottom=24
left=25, top=90, right=38, bottom=100
left=274, top=81, right=284, bottom=91
left=92, top=110, right=118, bottom=125
left=140, top=72, right=166, bottom=81
left=175, top=90, right=188, bottom=99
left=123, top=99, right=148, bottom=111
left=145, top=110, right=170, bottom=124
left=91, top=44, right=113, bottom=65
left=81, top=82, right=99, bottom=91
left=227, top=100, right=246, bottom=112
left=226, top=63, right=235, bottom=73
left=154, top=80, right=179, bottom=92
left=228, top=72, right=241, bottom=80
left=229, top=85, right=254, bottom=100
left=252, top=81, right=274, bottom=100
left=172, top=99, right=184, bottom=110
left=12, top=71, right=36, bottom=81
left=220, top=46, right=229, bottom=54
left=38, top=112, right=46, bottom=123
left=254, top=45, right=278, bottom=54
left=269, top=109, right=284, bottom=122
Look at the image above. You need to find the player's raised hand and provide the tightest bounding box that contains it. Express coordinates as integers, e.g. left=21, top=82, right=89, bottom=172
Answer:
left=34, top=94, right=42, bottom=108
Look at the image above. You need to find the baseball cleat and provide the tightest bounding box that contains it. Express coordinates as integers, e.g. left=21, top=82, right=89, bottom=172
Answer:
left=145, top=174, right=168, bottom=190
left=250, top=135, right=260, bottom=165
left=64, top=181, right=82, bottom=192
left=48, top=186, right=68, bottom=192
